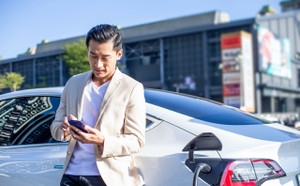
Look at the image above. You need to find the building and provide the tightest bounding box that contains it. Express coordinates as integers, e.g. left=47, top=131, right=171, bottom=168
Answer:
left=256, top=9, right=300, bottom=115
left=280, top=0, right=300, bottom=12
left=0, top=7, right=299, bottom=118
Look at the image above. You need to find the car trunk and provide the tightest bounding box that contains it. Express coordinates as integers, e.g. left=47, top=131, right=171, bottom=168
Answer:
left=174, top=119, right=300, bottom=185
left=211, top=123, right=300, bottom=185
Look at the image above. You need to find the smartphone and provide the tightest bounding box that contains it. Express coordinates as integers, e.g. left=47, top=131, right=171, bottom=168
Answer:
left=68, top=120, right=88, bottom=133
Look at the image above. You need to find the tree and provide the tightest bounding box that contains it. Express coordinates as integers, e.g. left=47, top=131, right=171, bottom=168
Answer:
left=0, top=74, right=5, bottom=91
left=63, top=39, right=90, bottom=76
left=5, top=72, right=25, bottom=92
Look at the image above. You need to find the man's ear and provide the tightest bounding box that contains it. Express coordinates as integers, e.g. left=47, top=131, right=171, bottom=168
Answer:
left=117, top=49, right=123, bottom=60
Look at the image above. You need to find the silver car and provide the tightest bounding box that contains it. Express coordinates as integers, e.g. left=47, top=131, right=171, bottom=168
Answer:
left=0, top=87, right=300, bottom=185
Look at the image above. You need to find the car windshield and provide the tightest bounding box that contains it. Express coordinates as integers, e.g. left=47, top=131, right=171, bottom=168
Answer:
left=145, top=90, right=273, bottom=125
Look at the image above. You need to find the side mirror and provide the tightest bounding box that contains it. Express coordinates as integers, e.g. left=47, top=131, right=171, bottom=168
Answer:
left=182, top=132, right=222, bottom=163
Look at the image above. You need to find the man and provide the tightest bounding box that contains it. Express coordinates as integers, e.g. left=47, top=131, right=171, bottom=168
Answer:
left=50, top=24, right=146, bottom=186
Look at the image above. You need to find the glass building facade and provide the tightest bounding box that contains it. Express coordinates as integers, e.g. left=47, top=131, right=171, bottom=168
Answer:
left=35, top=56, right=61, bottom=88
left=123, top=21, right=253, bottom=102
left=0, top=52, right=65, bottom=93
left=164, top=33, right=203, bottom=94
left=12, top=60, right=33, bottom=89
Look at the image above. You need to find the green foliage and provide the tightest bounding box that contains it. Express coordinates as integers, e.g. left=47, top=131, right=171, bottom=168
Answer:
left=5, top=72, right=25, bottom=91
left=0, top=74, right=5, bottom=91
left=63, top=39, right=90, bottom=76
left=1, top=72, right=25, bottom=92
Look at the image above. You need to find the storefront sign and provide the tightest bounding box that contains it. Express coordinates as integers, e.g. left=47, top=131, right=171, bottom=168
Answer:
left=223, top=72, right=240, bottom=85
left=224, top=96, right=241, bottom=108
left=221, top=48, right=241, bottom=61
left=222, top=61, right=239, bottom=73
left=223, top=84, right=240, bottom=96
left=221, top=31, right=255, bottom=112
left=221, top=36, right=241, bottom=49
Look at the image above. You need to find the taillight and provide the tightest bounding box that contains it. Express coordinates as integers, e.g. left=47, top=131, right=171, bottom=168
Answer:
left=220, top=159, right=286, bottom=186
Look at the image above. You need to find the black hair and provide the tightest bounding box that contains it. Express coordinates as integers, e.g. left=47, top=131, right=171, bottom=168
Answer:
left=86, top=24, right=123, bottom=52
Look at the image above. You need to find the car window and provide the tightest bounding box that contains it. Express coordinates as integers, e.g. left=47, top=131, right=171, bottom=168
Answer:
left=0, top=96, right=60, bottom=146
left=146, top=114, right=162, bottom=131
left=145, top=90, right=273, bottom=125
left=146, top=118, right=154, bottom=127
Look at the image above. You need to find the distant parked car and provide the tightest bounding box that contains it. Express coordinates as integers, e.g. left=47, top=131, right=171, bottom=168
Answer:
left=0, top=87, right=300, bottom=185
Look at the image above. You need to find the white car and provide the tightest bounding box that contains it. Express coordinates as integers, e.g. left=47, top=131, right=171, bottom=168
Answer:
left=0, top=87, right=300, bottom=186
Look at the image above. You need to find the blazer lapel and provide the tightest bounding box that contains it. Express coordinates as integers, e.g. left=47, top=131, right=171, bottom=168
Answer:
left=95, top=68, right=122, bottom=127
left=77, top=71, right=93, bottom=120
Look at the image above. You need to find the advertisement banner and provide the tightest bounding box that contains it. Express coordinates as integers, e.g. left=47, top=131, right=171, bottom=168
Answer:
left=222, top=48, right=241, bottom=61
left=223, top=72, right=240, bottom=85
left=224, top=96, right=240, bottom=108
left=222, top=61, right=239, bottom=73
left=257, top=25, right=292, bottom=78
left=221, top=31, right=255, bottom=112
left=221, top=36, right=241, bottom=49
left=223, top=84, right=240, bottom=96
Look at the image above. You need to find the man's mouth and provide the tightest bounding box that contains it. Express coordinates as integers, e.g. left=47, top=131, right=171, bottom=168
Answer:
left=95, top=69, right=105, bottom=73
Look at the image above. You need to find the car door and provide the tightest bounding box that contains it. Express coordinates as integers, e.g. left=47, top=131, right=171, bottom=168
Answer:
left=0, top=96, right=67, bottom=186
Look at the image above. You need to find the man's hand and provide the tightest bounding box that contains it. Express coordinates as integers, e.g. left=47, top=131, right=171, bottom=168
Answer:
left=60, top=114, right=77, bottom=138
left=60, top=117, right=70, bottom=137
left=69, top=124, right=105, bottom=146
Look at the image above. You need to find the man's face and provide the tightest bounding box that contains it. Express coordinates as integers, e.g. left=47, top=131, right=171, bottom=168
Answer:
left=88, top=39, right=123, bottom=83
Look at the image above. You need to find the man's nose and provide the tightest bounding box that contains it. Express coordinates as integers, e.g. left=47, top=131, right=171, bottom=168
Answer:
left=95, top=59, right=104, bottom=68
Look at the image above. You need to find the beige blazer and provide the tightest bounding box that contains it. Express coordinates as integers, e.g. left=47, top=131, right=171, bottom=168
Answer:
left=50, top=69, right=145, bottom=186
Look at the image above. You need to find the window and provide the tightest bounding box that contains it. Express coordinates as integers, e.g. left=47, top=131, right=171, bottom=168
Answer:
left=146, top=118, right=154, bottom=127
left=145, top=89, right=273, bottom=125
left=0, top=63, right=10, bottom=75
left=12, top=60, right=34, bottom=89
left=146, top=114, right=162, bottom=131
left=125, top=40, right=161, bottom=83
left=163, top=34, right=203, bottom=91
left=36, top=56, right=61, bottom=87
left=0, top=96, right=60, bottom=146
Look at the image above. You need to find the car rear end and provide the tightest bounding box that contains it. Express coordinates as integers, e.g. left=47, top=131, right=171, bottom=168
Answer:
left=186, top=123, right=300, bottom=186
left=211, top=123, right=300, bottom=186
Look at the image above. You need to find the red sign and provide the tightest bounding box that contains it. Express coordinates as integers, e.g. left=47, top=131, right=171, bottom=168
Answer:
left=221, top=36, right=241, bottom=49
left=223, top=84, right=240, bottom=96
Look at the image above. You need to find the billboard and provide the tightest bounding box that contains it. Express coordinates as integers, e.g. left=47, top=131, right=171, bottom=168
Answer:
left=221, top=31, right=255, bottom=112
left=221, top=36, right=241, bottom=49
left=257, top=25, right=292, bottom=78
left=222, top=48, right=241, bottom=61
left=223, top=84, right=240, bottom=96
left=224, top=96, right=241, bottom=108
left=222, top=61, right=239, bottom=73
left=223, top=72, right=240, bottom=85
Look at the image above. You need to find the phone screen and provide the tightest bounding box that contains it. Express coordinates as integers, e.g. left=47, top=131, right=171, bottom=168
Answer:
left=68, top=120, right=88, bottom=133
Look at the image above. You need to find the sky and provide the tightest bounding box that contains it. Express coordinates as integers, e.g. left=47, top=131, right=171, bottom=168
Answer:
left=0, top=0, right=282, bottom=60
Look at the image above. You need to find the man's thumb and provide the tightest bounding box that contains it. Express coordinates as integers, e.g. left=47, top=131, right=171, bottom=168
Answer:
left=69, top=114, right=78, bottom=120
